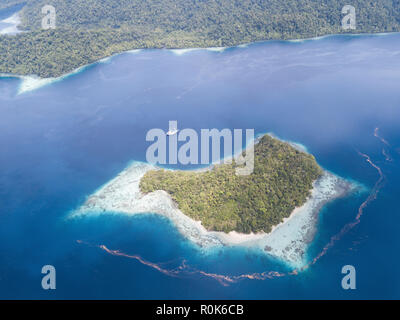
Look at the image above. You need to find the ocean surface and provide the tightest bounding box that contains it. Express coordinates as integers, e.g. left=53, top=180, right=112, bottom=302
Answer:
left=0, top=3, right=24, bottom=33
left=1, top=13, right=400, bottom=298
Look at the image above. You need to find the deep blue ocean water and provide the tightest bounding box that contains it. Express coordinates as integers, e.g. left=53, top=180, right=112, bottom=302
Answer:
left=0, top=21, right=399, bottom=298
left=0, top=3, right=24, bottom=30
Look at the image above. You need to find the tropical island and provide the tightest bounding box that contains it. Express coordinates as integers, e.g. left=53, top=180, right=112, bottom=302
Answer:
left=72, top=134, right=352, bottom=265
left=140, top=135, right=322, bottom=234
left=1, top=0, right=400, bottom=78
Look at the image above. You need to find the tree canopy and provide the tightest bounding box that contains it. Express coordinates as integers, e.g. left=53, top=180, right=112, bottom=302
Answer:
left=1, top=0, right=400, bottom=77
left=140, top=135, right=323, bottom=234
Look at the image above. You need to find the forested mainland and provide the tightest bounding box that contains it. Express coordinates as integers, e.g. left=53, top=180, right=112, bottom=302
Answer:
left=0, top=0, right=400, bottom=77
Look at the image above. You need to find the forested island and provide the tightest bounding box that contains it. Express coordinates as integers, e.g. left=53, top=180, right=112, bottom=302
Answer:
left=1, top=0, right=400, bottom=78
left=140, top=135, right=323, bottom=234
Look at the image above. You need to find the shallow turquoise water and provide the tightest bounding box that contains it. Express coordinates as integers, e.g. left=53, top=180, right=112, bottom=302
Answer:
left=0, top=29, right=399, bottom=299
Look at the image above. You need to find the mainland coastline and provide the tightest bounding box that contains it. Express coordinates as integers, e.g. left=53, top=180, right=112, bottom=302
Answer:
left=0, top=1, right=396, bottom=91
left=1, top=0, right=400, bottom=79
left=0, top=30, right=396, bottom=95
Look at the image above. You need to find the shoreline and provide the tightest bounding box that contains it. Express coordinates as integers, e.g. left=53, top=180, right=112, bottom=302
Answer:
left=70, top=142, right=356, bottom=267
left=0, top=31, right=398, bottom=94
left=211, top=170, right=353, bottom=264
left=0, top=49, right=143, bottom=95
left=0, top=12, right=21, bottom=35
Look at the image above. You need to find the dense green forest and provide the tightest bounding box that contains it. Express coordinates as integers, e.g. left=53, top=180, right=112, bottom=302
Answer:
left=140, top=135, right=323, bottom=234
left=0, top=0, right=400, bottom=77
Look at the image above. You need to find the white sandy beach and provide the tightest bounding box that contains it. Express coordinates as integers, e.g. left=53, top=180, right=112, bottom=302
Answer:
left=171, top=47, right=226, bottom=55
left=70, top=158, right=352, bottom=267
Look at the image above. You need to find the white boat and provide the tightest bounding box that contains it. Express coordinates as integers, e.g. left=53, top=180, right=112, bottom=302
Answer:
left=167, top=128, right=179, bottom=136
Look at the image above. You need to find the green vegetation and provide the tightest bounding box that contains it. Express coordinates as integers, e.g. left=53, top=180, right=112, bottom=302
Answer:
left=1, top=0, right=400, bottom=77
left=140, top=135, right=323, bottom=234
